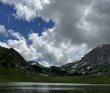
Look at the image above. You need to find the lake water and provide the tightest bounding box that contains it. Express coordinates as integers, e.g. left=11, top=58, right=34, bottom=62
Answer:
left=0, top=82, right=110, bottom=93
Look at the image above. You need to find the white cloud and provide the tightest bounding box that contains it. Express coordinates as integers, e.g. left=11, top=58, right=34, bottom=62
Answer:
left=8, top=39, right=42, bottom=60
left=0, top=25, right=89, bottom=66
left=0, top=0, right=50, bottom=22
left=0, top=41, right=10, bottom=48
left=28, top=28, right=88, bottom=66
left=39, top=61, right=50, bottom=67
left=0, top=0, right=91, bottom=67
left=0, top=25, right=8, bottom=37
left=1, top=0, right=110, bottom=67
left=0, top=26, right=42, bottom=61
left=7, top=31, right=42, bottom=60
left=8, top=30, right=25, bottom=40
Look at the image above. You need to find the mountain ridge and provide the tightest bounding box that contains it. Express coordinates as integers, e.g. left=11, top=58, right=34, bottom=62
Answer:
left=61, top=44, right=110, bottom=72
left=1, top=44, right=110, bottom=76
left=1, top=45, right=110, bottom=83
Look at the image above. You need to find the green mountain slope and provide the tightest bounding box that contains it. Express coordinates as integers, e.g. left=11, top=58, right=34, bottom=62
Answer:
left=0, top=46, right=26, bottom=68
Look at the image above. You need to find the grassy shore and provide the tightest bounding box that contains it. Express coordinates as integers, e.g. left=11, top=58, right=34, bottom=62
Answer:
left=0, top=66, right=110, bottom=84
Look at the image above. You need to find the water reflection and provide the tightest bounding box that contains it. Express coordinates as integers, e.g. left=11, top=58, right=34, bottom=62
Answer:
left=0, top=82, right=110, bottom=93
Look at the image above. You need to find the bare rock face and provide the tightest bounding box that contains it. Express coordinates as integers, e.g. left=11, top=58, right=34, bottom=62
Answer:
left=60, top=60, right=80, bottom=70
left=61, top=44, right=110, bottom=72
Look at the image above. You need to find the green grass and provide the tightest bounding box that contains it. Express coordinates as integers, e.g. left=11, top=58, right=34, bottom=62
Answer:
left=0, top=65, right=110, bottom=84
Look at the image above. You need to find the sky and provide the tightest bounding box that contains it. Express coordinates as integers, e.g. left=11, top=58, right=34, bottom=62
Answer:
left=0, top=0, right=110, bottom=67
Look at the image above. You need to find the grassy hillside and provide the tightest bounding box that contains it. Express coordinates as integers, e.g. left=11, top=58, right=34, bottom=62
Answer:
left=0, top=47, right=26, bottom=68
left=0, top=64, right=110, bottom=84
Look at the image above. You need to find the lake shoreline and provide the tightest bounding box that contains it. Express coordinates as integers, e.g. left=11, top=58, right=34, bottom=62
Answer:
left=0, top=74, right=110, bottom=84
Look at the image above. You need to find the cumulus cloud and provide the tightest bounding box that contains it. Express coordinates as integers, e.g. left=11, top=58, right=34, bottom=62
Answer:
left=0, top=25, right=8, bottom=37
left=0, top=41, right=10, bottom=48
left=8, top=39, right=42, bottom=60
left=84, top=0, right=110, bottom=47
left=0, top=0, right=50, bottom=21
left=8, top=30, right=25, bottom=40
left=0, top=25, right=88, bottom=66
left=38, top=0, right=110, bottom=48
left=28, top=28, right=88, bottom=66
left=0, top=27, right=42, bottom=61
left=7, top=30, right=42, bottom=60
left=1, top=0, right=110, bottom=66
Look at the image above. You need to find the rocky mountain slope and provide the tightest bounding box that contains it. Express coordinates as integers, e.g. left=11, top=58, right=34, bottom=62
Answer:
left=60, top=60, right=80, bottom=70
left=61, top=44, right=110, bottom=72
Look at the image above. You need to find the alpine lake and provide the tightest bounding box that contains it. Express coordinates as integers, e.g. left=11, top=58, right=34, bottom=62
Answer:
left=0, top=82, right=110, bottom=93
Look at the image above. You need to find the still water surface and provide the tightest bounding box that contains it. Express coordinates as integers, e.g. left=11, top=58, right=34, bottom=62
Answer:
left=0, top=82, right=110, bottom=93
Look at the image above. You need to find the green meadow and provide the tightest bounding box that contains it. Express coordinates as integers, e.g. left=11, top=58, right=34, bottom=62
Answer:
left=0, top=65, right=110, bottom=84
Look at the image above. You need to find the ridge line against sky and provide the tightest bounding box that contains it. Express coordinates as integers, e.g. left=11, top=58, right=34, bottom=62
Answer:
left=0, top=0, right=110, bottom=67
